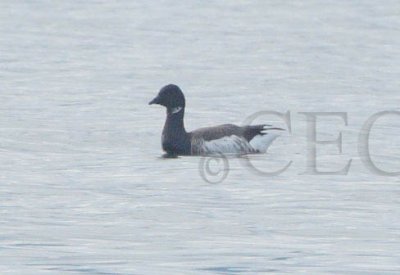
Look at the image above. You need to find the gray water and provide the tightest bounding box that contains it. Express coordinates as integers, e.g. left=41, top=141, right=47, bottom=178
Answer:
left=1, top=1, right=400, bottom=274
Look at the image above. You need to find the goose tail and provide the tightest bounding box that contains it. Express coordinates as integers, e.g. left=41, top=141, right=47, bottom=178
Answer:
left=249, top=126, right=284, bottom=153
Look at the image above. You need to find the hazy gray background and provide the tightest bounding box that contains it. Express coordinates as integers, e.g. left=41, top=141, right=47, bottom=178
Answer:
left=1, top=1, right=400, bottom=274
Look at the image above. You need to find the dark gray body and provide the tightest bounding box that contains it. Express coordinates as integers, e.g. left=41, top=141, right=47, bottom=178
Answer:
left=162, top=121, right=268, bottom=156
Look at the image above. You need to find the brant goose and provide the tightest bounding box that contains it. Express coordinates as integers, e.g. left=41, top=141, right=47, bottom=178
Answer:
left=149, top=84, right=283, bottom=156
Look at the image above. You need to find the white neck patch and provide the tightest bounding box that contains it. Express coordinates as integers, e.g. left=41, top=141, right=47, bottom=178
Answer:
left=171, top=106, right=183, bottom=114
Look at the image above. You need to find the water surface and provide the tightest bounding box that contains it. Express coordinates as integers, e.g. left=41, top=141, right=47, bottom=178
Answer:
left=1, top=1, right=400, bottom=274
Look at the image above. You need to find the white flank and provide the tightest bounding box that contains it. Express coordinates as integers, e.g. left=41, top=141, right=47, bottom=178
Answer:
left=192, top=131, right=281, bottom=155
left=193, top=135, right=254, bottom=155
